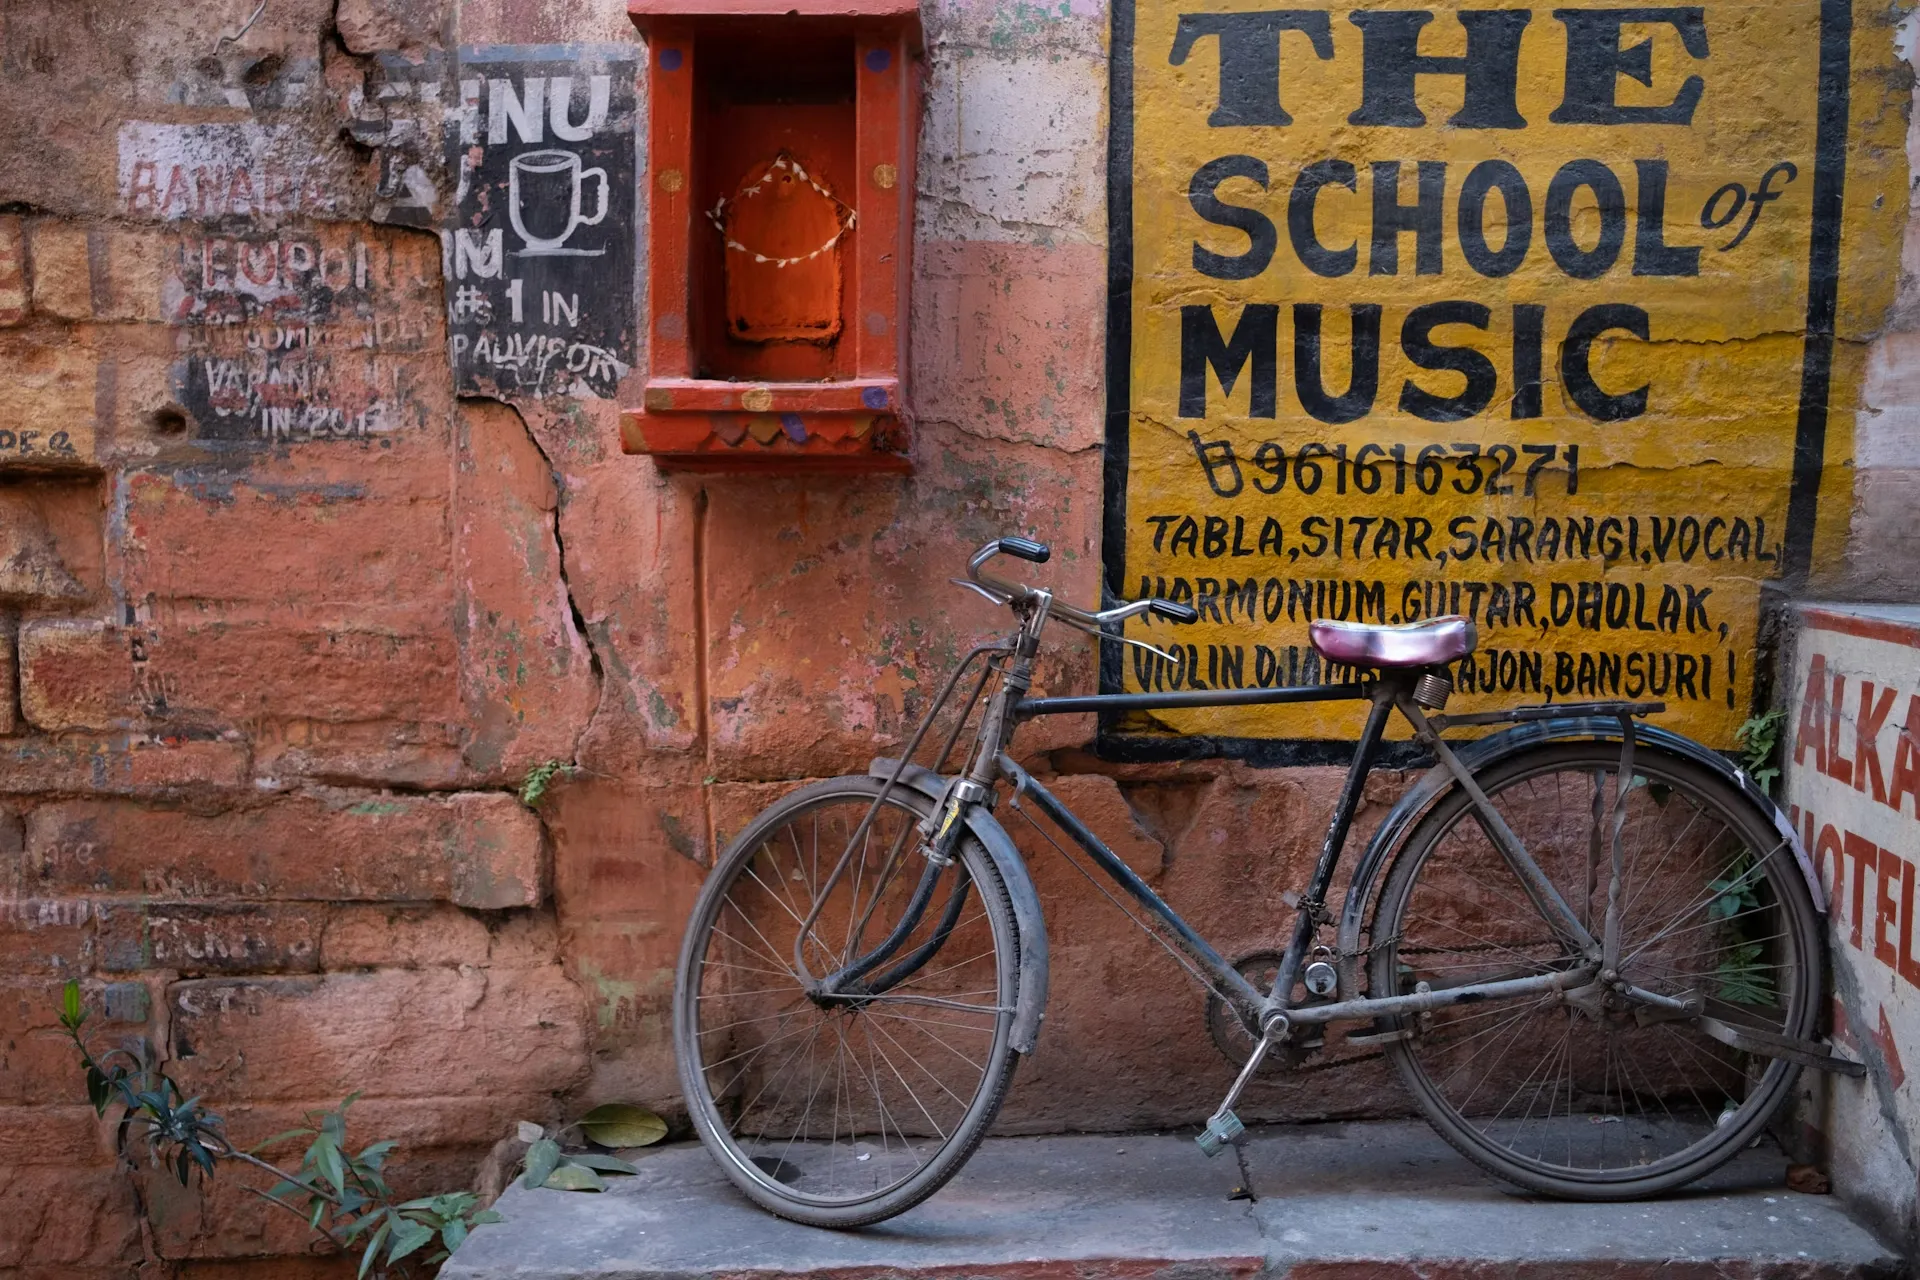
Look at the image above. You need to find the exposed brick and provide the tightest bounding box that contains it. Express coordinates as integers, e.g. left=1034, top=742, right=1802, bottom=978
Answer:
left=0, top=328, right=99, bottom=470
left=94, top=227, right=172, bottom=323
left=96, top=902, right=326, bottom=975
left=0, top=216, right=25, bottom=324
left=0, top=1104, right=110, bottom=1164
left=0, top=486, right=92, bottom=609
left=25, top=790, right=544, bottom=908
left=318, top=903, right=490, bottom=970
left=18, top=619, right=460, bottom=733
left=486, top=908, right=562, bottom=968
left=0, top=1165, right=141, bottom=1267
left=0, top=735, right=247, bottom=799
left=0, top=977, right=163, bottom=1106
left=0, top=616, right=18, bottom=736
left=119, top=459, right=453, bottom=628
left=452, top=400, right=597, bottom=786
left=26, top=219, right=92, bottom=320
left=0, top=736, right=250, bottom=799
left=16, top=621, right=130, bottom=731
left=165, top=968, right=588, bottom=1103
left=0, top=894, right=97, bottom=976
left=0, top=729, right=247, bottom=802
left=548, top=779, right=707, bottom=1098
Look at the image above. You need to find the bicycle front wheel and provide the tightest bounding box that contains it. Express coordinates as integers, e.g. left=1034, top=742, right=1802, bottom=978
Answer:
left=673, top=776, right=1020, bottom=1227
left=1366, top=740, right=1821, bottom=1199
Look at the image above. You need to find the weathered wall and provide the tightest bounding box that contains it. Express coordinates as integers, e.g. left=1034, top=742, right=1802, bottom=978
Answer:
left=1782, top=603, right=1920, bottom=1253
left=0, top=0, right=1915, bottom=1273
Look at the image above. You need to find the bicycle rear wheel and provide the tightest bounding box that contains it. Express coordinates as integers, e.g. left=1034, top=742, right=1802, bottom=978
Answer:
left=1366, top=741, right=1820, bottom=1199
left=674, top=776, right=1020, bottom=1227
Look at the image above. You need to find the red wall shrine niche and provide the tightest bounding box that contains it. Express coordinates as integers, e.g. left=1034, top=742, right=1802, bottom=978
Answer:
left=625, top=2, right=922, bottom=472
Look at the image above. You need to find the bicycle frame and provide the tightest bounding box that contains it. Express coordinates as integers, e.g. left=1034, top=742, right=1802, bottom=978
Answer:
left=804, top=586, right=1641, bottom=1045
left=1003, top=670, right=1607, bottom=1036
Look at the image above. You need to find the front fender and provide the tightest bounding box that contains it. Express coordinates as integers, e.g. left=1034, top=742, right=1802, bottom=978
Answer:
left=1335, top=717, right=1824, bottom=962
left=869, top=759, right=1049, bottom=1054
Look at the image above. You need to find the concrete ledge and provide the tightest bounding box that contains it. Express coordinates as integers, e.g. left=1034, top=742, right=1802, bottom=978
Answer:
left=441, top=1122, right=1903, bottom=1280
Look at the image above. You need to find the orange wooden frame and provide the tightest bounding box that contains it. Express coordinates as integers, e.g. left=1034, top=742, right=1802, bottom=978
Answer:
left=625, top=2, right=921, bottom=472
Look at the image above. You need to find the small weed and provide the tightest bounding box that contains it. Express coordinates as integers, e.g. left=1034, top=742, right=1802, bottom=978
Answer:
left=519, top=759, right=578, bottom=809
left=1736, top=707, right=1788, bottom=795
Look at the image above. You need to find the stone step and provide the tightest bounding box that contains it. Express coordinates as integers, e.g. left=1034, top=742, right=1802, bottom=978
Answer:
left=441, top=1121, right=1904, bottom=1280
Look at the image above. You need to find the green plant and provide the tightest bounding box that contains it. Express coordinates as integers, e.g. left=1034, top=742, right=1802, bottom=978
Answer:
left=60, top=982, right=501, bottom=1278
left=516, top=1103, right=666, bottom=1192
left=1708, top=707, right=1788, bottom=1006
left=519, top=759, right=578, bottom=808
left=1736, top=707, right=1788, bottom=795
left=1707, top=854, right=1777, bottom=1005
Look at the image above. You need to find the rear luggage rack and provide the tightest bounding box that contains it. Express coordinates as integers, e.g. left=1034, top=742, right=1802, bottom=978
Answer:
left=1427, top=700, right=1664, bottom=733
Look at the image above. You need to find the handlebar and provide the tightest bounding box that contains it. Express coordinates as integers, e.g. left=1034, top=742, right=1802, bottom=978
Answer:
left=962, top=537, right=1200, bottom=629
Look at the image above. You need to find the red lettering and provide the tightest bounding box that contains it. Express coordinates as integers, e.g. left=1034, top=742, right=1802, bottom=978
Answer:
left=1856, top=681, right=1896, bottom=805
left=1900, top=860, right=1920, bottom=988
left=161, top=164, right=190, bottom=217
left=1845, top=830, right=1878, bottom=949
left=240, top=241, right=277, bottom=287
left=1796, top=654, right=1828, bottom=773
left=227, top=167, right=257, bottom=217
left=1877, top=1008, right=1907, bottom=1089
left=1893, top=696, right=1920, bottom=820
left=1828, top=672, right=1853, bottom=785
left=127, top=160, right=159, bottom=214
left=1816, top=820, right=1845, bottom=923
left=194, top=166, right=228, bottom=219
left=1876, top=845, right=1902, bottom=969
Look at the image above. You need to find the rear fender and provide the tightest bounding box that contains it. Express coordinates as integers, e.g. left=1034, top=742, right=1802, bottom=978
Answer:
left=869, top=759, right=1050, bottom=1054
left=1335, top=718, right=1824, bottom=964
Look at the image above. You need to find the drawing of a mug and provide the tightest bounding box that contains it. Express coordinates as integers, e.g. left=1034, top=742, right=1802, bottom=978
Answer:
left=508, top=150, right=608, bottom=255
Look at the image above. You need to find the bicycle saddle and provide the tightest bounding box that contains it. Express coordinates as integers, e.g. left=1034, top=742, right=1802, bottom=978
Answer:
left=1308, top=616, right=1476, bottom=668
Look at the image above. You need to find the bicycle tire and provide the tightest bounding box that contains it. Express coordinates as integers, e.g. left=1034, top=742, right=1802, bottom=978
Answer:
left=674, top=776, right=1021, bottom=1227
left=1365, top=740, right=1821, bottom=1199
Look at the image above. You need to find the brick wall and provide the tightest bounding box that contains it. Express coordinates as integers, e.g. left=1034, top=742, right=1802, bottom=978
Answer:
left=1, top=0, right=1916, bottom=1273
left=0, top=0, right=1250, bottom=1271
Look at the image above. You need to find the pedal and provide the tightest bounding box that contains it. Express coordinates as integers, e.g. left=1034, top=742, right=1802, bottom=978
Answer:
left=1195, top=1108, right=1245, bottom=1157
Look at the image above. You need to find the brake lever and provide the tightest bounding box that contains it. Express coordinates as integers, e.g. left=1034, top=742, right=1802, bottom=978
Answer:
left=1058, top=612, right=1180, bottom=664
left=949, top=577, right=1011, bottom=606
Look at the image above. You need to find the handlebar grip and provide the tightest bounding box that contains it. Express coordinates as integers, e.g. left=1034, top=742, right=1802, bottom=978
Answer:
left=1149, top=599, right=1199, bottom=624
left=996, top=537, right=1051, bottom=564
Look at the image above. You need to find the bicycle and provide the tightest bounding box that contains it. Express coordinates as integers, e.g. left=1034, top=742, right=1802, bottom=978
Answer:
left=673, top=536, right=1860, bottom=1227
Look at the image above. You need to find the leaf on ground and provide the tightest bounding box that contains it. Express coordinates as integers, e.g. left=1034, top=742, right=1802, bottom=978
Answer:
left=521, top=1137, right=561, bottom=1190
left=564, top=1153, right=639, bottom=1175
left=543, top=1163, right=606, bottom=1192
left=579, top=1103, right=667, bottom=1149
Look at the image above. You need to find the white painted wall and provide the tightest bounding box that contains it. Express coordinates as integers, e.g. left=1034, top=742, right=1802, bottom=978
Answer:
left=1781, top=602, right=1920, bottom=1246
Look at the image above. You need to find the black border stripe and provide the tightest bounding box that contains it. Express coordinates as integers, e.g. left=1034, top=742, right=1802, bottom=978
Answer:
left=1099, top=0, right=1136, bottom=720
left=1783, top=0, right=1854, bottom=583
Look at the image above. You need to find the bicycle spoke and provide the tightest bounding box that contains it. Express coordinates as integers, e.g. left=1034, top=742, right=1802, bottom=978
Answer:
left=681, top=786, right=1014, bottom=1215
left=1376, top=746, right=1813, bottom=1190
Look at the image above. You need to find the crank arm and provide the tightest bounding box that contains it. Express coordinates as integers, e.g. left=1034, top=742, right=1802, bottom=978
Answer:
left=1698, top=1016, right=1867, bottom=1076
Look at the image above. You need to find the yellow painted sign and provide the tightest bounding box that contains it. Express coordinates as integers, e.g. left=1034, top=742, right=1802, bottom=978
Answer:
left=1106, top=0, right=1907, bottom=757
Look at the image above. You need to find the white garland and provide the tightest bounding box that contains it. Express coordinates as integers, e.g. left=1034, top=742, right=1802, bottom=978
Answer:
left=707, top=153, right=857, bottom=268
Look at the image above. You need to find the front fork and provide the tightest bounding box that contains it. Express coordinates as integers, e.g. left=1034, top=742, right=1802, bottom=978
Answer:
left=816, top=599, right=1046, bottom=1000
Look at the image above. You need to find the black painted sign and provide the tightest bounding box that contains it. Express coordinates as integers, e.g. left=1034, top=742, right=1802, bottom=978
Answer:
left=444, top=44, right=637, bottom=400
